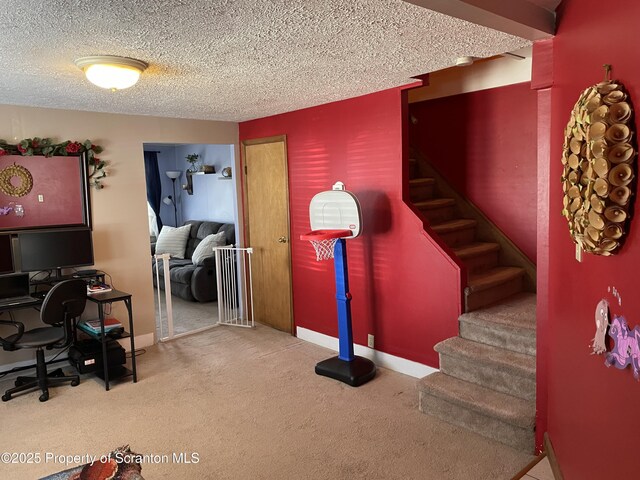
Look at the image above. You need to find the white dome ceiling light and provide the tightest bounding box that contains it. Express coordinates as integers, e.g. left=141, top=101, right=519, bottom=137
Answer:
left=75, top=56, right=148, bottom=91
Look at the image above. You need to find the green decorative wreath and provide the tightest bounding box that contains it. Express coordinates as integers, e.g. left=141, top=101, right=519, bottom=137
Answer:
left=0, top=137, right=107, bottom=189
left=0, top=164, right=33, bottom=197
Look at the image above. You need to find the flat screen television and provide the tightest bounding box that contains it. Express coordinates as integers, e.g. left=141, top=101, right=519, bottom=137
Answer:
left=18, top=228, right=94, bottom=278
left=0, top=234, right=14, bottom=274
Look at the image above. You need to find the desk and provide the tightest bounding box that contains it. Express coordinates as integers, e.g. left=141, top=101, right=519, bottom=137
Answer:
left=85, top=289, right=138, bottom=391
left=0, top=280, right=138, bottom=392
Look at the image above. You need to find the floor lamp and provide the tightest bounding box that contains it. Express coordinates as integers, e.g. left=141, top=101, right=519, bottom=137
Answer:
left=165, top=170, right=181, bottom=226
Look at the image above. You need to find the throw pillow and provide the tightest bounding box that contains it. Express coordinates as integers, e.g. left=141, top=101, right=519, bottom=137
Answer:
left=155, top=224, right=191, bottom=259
left=192, top=231, right=227, bottom=266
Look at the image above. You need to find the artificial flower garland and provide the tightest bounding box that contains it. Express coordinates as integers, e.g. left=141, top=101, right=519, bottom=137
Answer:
left=0, top=137, right=107, bottom=189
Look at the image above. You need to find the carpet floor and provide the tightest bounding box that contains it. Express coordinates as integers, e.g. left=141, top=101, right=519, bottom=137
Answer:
left=155, top=290, right=219, bottom=338
left=0, top=324, right=532, bottom=479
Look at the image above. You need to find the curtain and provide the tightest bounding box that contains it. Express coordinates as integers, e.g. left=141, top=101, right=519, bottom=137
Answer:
left=144, top=151, right=163, bottom=232
left=147, top=201, right=159, bottom=239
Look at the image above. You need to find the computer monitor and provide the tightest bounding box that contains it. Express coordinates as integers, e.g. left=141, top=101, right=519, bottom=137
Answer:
left=18, top=228, right=94, bottom=278
left=0, top=234, right=14, bottom=274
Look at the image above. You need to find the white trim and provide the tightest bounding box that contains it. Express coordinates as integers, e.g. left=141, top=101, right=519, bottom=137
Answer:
left=408, top=46, right=532, bottom=103
left=296, top=327, right=438, bottom=379
left=129, top=332, right=154, bottom=350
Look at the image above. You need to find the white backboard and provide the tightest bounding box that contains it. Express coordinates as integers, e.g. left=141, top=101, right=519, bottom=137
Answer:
left=308, top=182, right=362, bottom=238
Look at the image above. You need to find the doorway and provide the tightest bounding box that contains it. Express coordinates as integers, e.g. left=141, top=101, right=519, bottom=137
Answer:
left=242, top=136, right=293, bottom=333
left=143, top=143, right=239, bottom=340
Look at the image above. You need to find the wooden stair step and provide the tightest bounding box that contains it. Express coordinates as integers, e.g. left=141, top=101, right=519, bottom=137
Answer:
left=465, top=267, right=526, bottom=312
left=453, top=242, right=500, bottom=260
left=409, top=177, right=436, bottom=202
left=415, top=198, right=456, bottom=224
left=467, top=267, right=525, bottom=293
left=414, top=198, right=455, bottom=210
left=409, top=178, right=435, bottom=187
left=431, top=218, right=477, bottom=233
left=453, top=242, right=500, bottom=274
left=431, top=218, right=477, bottom=247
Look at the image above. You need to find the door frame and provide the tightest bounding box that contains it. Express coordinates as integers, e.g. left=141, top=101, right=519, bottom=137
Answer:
left=240, top=135, right=294, bottom=333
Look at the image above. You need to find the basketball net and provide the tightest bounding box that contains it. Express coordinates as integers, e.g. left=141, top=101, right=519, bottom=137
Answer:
left=309, top=237, right=339, bottom=261
left=301, top=229, right=352, bottom=261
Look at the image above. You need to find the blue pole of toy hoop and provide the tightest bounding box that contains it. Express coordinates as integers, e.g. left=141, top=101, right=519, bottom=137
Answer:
left=333, top=238, right=355, bottom=361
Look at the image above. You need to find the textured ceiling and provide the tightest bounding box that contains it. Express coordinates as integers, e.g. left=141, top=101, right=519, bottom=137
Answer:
left=0, top=0, right=531, bottom=122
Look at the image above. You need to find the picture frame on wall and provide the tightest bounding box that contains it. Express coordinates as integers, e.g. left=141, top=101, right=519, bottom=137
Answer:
left=0, top=152, right=92, bottom=232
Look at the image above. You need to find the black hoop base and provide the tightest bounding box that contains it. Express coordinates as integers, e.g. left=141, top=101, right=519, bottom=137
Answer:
left=315, top=355, right=376, bottom=387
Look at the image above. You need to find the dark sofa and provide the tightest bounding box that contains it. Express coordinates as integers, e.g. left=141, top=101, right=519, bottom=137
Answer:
left=152, top=220, right=235, bottom=302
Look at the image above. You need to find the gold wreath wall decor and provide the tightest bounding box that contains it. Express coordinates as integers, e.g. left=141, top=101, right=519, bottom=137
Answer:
left=0, top=163, right=33, bottom=197
left=562, top=78, right=636, bottom=256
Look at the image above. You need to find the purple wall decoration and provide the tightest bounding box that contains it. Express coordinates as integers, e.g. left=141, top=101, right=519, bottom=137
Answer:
left=605, top=315, right=640, bottom=380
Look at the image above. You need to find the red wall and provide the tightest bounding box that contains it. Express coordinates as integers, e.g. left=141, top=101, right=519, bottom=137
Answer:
left=240, top=88, right=461, bottom=367
left=544, top=0, right=640, bottom=477
left=0, top=155, right=84, bottom=230
left=409, top=84, right=538, bottom=262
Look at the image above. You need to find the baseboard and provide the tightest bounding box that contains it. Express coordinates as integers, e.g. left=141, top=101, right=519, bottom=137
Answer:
left=543, top=432, right=564, bottom=480
left=119, top=332, right=154, bottom=351
left=296, top=327, right=438, bottom=378
left=510, top=453, right=546, bottom=480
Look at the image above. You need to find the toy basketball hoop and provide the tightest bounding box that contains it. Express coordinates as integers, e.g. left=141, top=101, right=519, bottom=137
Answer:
left=300, top=181, right=375, bottom=387
left=300, top=229, right=353, bottom=261
left=301, top=180, right=362, bottom=261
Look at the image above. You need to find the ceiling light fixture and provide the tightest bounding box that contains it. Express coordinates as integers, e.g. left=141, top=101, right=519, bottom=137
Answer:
left=455, top=56, right=475, bottom=67
left=75, top=55, right=148, bottom=90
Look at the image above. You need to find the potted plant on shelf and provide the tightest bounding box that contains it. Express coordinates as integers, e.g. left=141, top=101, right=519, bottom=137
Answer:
left=186, top=153, right=200, bottom=173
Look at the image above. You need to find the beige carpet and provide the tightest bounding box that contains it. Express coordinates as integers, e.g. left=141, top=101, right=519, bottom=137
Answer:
left=155, top=289, right=220, bottom=338
left=0, top=324, right=532, bottom=479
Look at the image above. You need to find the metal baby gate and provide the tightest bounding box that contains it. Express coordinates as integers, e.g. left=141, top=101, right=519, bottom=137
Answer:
left=213, top=246, right=254, bottom=328
left=154, top=246, right=254, bottom=342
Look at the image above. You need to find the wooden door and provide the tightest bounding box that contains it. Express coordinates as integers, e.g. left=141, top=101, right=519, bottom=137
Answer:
left=242, top=136, right=293, bottom=333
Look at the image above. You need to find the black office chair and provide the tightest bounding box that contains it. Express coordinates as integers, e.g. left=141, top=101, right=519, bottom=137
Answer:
left=0, top=279, right=86, bottom=402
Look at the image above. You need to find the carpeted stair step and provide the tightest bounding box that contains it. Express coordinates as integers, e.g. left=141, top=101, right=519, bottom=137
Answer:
left=434, top=337, right=535, bottom=400
left=464, top=266, right=525, bottom=312
left=409, top=177, right=436, bottom=202
left=459, top=293, right=536, bottom=355
left=415, top=198, right=456, bottom=224
left=431, top=219, right=477, bottom=247
left=418, top=372, right=535, bottom=452
left=453, top=242, right=500, bottom=274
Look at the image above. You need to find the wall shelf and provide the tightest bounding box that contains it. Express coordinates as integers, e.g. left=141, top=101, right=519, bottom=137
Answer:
left=182, top=170, right=216, bottom=194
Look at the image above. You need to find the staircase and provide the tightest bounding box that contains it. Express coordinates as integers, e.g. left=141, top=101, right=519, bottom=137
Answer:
left=408, top=157, right=533, bottom=311
left=408, top=157, right=536, bottom=452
